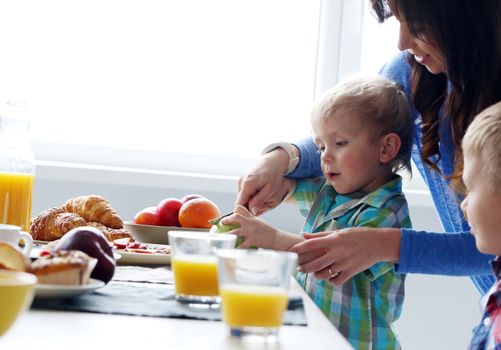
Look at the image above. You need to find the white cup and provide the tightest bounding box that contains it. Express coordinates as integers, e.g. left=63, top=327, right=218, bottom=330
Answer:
left=0, top=224, right=33, bottom=256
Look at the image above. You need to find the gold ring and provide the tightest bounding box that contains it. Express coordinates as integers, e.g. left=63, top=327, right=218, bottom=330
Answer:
left=328, top=268, right=339, bottom=279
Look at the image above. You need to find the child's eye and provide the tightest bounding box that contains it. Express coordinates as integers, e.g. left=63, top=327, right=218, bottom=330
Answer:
left=335, top=141, right=348, bottom=147
left=316, top=146, right=325, bottom=154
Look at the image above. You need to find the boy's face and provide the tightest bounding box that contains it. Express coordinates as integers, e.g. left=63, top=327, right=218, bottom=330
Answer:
left=312, top=109, right=388, bottom=194
left=461, top=153, right=501, bottom=255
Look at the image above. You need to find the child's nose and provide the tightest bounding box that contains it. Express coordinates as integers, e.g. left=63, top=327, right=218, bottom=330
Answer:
left=321, top=151, right=334, bottom=163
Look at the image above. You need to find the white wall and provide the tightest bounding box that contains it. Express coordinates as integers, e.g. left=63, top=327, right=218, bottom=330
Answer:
left=33, top=163, right=482, bottom=349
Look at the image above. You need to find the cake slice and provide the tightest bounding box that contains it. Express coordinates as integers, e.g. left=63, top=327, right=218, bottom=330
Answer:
left=30, top=250, right=97, bottom=285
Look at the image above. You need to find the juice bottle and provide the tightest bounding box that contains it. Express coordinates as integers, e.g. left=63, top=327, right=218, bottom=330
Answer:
left=0, top=172, right=34, bottom=232
left=0, top=105, right=36, bottom=233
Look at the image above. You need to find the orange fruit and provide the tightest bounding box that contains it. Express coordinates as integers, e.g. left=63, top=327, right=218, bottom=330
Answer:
left=0, top=243, right=27, bottom=272
left=178, top=198, right=221, bottom=229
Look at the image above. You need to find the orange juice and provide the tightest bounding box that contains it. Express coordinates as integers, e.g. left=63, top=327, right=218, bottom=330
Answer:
left=172, top=256, right=219, bottom=296
left=221, top=284, right=288, bottom=328
left=0, top=172, right=34, bottom=233
left=0, top=271, right=36, bottom=336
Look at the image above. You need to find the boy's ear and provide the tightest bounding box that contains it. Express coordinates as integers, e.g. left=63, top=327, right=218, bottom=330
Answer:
left=379, top=133, right=401, bottom=164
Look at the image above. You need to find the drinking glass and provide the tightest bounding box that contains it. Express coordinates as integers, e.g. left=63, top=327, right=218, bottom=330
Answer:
left=216, top=249, right=297, bottom=342
left=0, top=270, right=36, bottom=336
left=168, top=231, right=236, bottom=306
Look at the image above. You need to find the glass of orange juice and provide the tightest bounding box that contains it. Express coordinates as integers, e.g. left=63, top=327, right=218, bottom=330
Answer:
left=0, top=270, right=37, bottom=337
left=168, top=231, right=236, bottom=306
left=216, top=249, right=297, bottom=342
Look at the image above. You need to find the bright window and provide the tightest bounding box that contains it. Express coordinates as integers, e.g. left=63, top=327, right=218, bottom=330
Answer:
left=0, top=1, right=409, bottom=180
left=0, top=0, right=320, bottom=174
left=360, top=3, right=399, bottom=74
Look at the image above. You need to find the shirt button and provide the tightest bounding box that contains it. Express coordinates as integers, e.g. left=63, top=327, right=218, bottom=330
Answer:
left=484, top=317, right=491, bottom=327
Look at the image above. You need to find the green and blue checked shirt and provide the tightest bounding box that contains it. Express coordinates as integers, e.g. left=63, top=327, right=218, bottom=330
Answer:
left=293, top=176, right=411, bottom=350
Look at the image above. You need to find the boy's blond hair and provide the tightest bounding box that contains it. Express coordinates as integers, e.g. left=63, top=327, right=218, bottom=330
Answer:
left=462, top=101, right=501, bottom=191
left=311, top=75, right=413, bottom=172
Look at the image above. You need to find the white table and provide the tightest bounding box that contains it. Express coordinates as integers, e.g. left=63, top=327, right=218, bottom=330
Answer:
left=1, top=271, right=353, bottom=350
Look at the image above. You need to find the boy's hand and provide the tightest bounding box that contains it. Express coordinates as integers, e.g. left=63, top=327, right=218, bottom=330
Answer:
left=220, top=205, right=278, bottom=249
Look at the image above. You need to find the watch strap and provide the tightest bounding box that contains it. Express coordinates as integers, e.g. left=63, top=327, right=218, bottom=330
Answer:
left=261, top=142, right=300, bottom=175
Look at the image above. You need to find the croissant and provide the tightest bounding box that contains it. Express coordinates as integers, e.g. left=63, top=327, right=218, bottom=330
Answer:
left=86, top=222, right=132, bottom=242
left=31, top=207, right=87, bottom=241
left=63, top=195, right=123, bottom=229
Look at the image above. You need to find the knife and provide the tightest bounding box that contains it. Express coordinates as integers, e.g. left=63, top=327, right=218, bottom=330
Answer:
left=209, top=212, right=233, bottom=225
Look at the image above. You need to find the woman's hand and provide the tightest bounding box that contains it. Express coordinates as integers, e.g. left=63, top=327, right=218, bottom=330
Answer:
left=235, top=149, right=291, bottom=216
left=289, top=227, right=401, bottom=285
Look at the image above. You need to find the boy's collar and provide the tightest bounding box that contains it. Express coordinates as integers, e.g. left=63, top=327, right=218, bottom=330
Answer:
left=321, top=175, right=404, bottom=220
left=357, top=175, right=404, bottom=209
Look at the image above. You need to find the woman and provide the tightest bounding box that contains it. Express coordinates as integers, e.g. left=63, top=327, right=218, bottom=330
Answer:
left=235, top=0, right=501, bottom=294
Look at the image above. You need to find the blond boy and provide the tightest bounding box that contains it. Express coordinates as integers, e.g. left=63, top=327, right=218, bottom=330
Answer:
left=461, top=101, right=501, bottom=350
left=224, top=76, right=413, bottom=349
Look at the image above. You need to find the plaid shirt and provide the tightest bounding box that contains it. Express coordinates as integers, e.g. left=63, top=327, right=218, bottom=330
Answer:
left=294, top=176, right=411, bottom=350
left=469, top=257, right=501, bottom=350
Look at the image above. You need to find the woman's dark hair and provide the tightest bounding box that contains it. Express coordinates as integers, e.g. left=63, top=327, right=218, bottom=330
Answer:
left=371, top=0, right=501, bottom=192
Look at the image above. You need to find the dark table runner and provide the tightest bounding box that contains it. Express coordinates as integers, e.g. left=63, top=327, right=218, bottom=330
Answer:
left=32, top=280, right=308, bottom=326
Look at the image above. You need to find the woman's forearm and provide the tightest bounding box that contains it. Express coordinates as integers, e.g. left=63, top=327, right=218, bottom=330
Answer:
left=397, top=229, right=493, bottom=275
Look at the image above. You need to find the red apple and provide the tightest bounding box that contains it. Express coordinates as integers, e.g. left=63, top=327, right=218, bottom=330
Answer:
left=134, top=206, right=162, bottom=226
left=180, top=194, right=205, bottom=204
left=55, top=226, right=116, bottom=284
left=156, top=198, right=182, bottom=226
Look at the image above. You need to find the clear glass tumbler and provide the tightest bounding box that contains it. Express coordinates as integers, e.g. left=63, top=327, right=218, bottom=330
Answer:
left=168, top=230, right=236, bottom=306
left=216, top=249, right=298, bottom=342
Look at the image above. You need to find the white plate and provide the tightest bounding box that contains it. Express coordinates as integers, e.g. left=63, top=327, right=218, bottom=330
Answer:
left=113, top=249, right=171, bottom=266
left=35, top=278, right=105, bottom=299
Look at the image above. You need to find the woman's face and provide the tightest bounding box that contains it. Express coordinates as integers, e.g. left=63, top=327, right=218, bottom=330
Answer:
left=397, top=20, right=446, bottom=74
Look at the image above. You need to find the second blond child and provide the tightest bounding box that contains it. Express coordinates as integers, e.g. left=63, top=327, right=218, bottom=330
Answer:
left=461, top=101, right=501, bottom=350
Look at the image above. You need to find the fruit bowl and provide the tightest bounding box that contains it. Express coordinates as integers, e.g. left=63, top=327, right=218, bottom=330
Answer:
left=124, top=221, right=209, bottom=245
